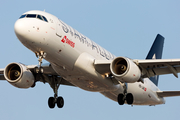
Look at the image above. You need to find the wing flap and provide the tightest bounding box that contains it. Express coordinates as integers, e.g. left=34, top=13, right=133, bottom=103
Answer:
left=157, top=91, right=180, bottom=97
left=136, top=59, right=180, bottom=78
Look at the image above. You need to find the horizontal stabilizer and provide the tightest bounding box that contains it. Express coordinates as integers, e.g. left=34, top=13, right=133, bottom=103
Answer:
left=157, top=91, right=180, bottom=97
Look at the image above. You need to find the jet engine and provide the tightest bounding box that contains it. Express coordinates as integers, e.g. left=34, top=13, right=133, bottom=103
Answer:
left=4, top=63, right=35, bottom=88
left=110, top=57, right=141, bottom=83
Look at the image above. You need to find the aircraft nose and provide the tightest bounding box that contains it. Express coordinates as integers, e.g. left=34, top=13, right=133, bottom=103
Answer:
left=14, top=19, right=27, bottom=37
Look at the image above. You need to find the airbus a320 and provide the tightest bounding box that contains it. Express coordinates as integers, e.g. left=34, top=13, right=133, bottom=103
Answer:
left=1, top=10, right=180, bottom=108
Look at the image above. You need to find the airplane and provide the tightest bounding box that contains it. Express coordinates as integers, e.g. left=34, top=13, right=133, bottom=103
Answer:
left=1, top=10, right=180, bottom=109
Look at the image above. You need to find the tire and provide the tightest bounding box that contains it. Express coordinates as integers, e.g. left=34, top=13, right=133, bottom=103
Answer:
left=48, top=97, right=55, bottom=109
left=57, top=96, right=64, bottom=108
left=117, top=94, right=125, bottom=105
left=126, top=93, right=134, bottom=105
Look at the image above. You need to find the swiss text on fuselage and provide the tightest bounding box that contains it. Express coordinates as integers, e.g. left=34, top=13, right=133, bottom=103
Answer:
left=58, top=19, right=115, bottom=60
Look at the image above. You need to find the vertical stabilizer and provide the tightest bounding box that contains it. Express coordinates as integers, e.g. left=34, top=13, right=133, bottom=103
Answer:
left=146, top=34, right=164, bottom=86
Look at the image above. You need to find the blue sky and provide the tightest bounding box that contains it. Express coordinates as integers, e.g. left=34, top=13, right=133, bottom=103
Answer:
left=0, top=0, right=180, bottom=120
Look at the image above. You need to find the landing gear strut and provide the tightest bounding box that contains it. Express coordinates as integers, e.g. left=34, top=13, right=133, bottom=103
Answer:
left=35, top=51, right=64, bottom=109
left=117, top=83, right=134, bottom=105
left=35, top=51, right=46, bottom=73
left=48, top=76, right=64, bottom=109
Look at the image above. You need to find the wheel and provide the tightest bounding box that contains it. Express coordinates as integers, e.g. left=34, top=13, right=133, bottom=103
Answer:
left=117, top=94, right=125, bottom=105
left=48, top=97, right=55, bottom=108
left=31, top=82, right=36, bottom=88
left=40, top=67, right=44, bottom=73
left=126, top=93, right=134, bottom=105
left=57, top=96, right=64, bottom=108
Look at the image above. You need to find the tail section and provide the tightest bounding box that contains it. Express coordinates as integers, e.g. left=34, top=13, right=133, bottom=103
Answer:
left=146, top=34, right=164, bottom=86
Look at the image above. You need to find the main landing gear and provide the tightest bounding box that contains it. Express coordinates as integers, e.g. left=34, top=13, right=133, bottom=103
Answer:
left=35, top=51, right=64, bottom=109
left=48, top=76, right=64, bottom=109
left=117, top=83, right=134, bottom=105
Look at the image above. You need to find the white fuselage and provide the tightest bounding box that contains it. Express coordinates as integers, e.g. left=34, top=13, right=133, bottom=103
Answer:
left=14, top=10, right=165, bottom=105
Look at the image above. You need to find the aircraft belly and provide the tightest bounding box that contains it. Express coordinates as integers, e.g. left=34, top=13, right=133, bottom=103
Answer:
left=66, top=75, right=121, bottom=92
left=100, top=81, right=165, bottom=105
left=100, top=88, right=123, bottom=102
left=60, top=52, right=119, bottom=92
left=51, top=62, right=121, bottom=92
left=128, top=82, right=165, bottom=105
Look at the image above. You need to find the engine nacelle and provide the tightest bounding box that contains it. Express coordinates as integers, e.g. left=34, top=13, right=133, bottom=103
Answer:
left=4, top=63, right=35, bottom=88
left=110, top=57, right=141, bottom=83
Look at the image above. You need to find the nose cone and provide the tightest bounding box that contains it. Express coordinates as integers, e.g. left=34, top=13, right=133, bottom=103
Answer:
left=14, top=18, right=45, bottom=52
left=14, top=19, right=27, bottom=38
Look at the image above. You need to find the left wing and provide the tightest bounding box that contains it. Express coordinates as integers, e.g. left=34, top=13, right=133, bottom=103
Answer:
left=94, top=58, right=180, bottom=78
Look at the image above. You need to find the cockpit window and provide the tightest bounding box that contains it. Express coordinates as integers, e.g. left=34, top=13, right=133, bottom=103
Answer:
left=26, top=14, right=37, bottom=18
left=19, top=14, right=26, bottom=19
left=37, top=15, right=43, bottom=20
left=19, top=14, right=48, bottom=23
left=42, top=16, right=48, bottom=22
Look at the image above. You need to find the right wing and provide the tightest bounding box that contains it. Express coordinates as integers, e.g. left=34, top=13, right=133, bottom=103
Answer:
left=94, top=58, right=180, bottom=78
left=135, top=59, right=180, bottom=78
left=157, top=91, right=180, bottom=97
left=94, top=34, right=180, bottom=79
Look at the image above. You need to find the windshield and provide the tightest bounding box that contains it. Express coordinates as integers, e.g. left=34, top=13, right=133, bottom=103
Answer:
left=19, top=14, right=48, bottom=22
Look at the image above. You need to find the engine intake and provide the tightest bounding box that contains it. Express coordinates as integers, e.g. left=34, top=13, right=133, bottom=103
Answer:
left=110, top=57, right=141, bottom=83
left=4, top=63, right=35, bottom=88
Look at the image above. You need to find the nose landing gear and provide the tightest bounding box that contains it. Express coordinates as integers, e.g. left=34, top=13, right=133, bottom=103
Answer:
left=35, top=51, right=46, bottom=73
